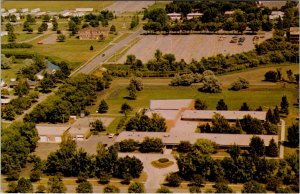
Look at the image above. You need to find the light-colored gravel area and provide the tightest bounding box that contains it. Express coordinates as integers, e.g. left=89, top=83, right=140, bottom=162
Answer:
left=106, top=1, right=154, bottom=12
left=118, top=33, right=272, bottom=63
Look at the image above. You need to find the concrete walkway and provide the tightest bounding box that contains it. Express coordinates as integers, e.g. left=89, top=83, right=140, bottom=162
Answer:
left=279, top=119, right=285, bottom=158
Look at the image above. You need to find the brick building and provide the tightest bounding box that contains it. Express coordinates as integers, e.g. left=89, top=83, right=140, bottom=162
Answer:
left=79, top=27, right=108, bottom=40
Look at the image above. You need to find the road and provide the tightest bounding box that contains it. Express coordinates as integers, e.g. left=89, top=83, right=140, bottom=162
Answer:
left=73, top=28, right=143, bottom=75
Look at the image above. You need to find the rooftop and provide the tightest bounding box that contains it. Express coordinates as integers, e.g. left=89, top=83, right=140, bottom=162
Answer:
left=150, top=99, right=193, bottom=110
left=145, top=109, right=180, bottom=120
left=115, top=131, right=278, bottom=146
left=290, top=27, right=299, bottom=35
left=181, top=110, right=266, bottom=121
left=36, top=125, right=70, bottom=136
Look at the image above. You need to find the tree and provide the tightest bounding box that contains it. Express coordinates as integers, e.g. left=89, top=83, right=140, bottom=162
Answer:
left=242, top=181, right=266, bottom=193
left=215, top=182, right=233, bottom=193
left=191, top=174, right=205, bottom=187
left=90, top=45, right=94, bottom=51
left=43, top=14, right=51, bottom=22
left=76, top=181, right=93, bottom=193
left=236, top=22, right=247, bottom=34
left=266, top=138, right=278, bottom=157
left=194, top=98, right=208, bottom=110
left=201, top=75, right=222, bottom=93
left=103, top=185, right=120, bottom=193
left=280, top=95, right=289, bottom=114
left=266, top=108, right=275, bottom=124
left=286, top=69, right=295, bottom=82
left=6, top=23, right=14, bottom=32
left=8, top=32, right=16, bottom=42
left=273, top=106, right=280, bottom=124
left=69, top=20, right=79, bottom=34
left=15, top=177, right=33, bottom=193
left=228, top=144, right=241, bottom=160
left=98, top=100, right=109, bottom=113
left=91, top=119, right=106, bottom=133
left=248, top=19, right=261, bottom=33
left=14, top=79, right=29, bottom=97
left=47, top=176, right=66, bottom=193
left=216, top=99, right=228, bottom=110
left=36, top=184, right=46, bottom=193
left=287, top=123, right=299, bottom=147
left=240, top=102, right=250, bottom=111
left=109, top=25, right=116, bottom=33
left=166, top=173, right=182, bottom=187
left=57, top=34, right=66, bottom=42
left=120, top=102, right=133, bottom=114
left=30, top=169, right=42, bottom=182
left=127, top=83, right=137, bottom=100
left=177, top=141, right=192, bottom=153
left=114, top=156, right=143, bottom=179
left=140, top=137, right=164, bottom=153
left=193, top=139, right=218, bottom=154
left=119, top=139, right=139, bottom=152
left=99, top=34, right=105, bottom=41
left=266, top=176, right=281, bottom=191
left=211, top=113, right=230, bottom=133
left=128, top=182, right=145, bottom=193
left=130, top=77, right=144, bottom=91
left=156, top=186, right=172, bottom=193
left=40, top=22, right=48, bottom=31
left=39, top=76, right=55, bottom=93
left=7, top=182, right=17, bottom=193
left=52, top=19, right=58, bottom=31
left=249, top=136, right=265, bottom=157
left=229, top=77, right=249, bottom=91
left=189, top=186, right=201, bottom=193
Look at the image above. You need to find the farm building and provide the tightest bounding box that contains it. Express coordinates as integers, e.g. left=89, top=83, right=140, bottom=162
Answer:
left=289, top=27, right=299, bottom=44
left=269, top=11, right=284, bottom=20
left=19, top=8, right=29, bottom=13
left=115, top=131, right=278, bottom=148
left=31, top=8, right=41, bottom=13
left=187, top=13, right=203, bottom=19
left=167, top=12, right=181, bottom=20
left=36, top=125, right=70, bottom=143
left=75, top=8, right=93, bottom=12
left=181, top=110, right=267, bottom=121
left=79, top=27, right=108, bottom=40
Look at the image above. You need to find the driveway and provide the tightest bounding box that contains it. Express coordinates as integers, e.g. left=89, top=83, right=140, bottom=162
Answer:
left=118, top=152, right=178, bottom=193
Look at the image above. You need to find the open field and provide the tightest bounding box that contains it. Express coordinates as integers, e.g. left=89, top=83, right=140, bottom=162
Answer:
left=118, top=33, right=272, bottom=63
left=106, top=1, right=154, bottom=13
left=2, top=33, right=39, bottom=43
left=2, top=59, right=28, bottom=82
left=1, top=1, right=113, bottom=11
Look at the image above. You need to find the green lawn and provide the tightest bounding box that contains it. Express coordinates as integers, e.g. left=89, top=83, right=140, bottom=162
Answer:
left=2, top=1, right=113, bottom=11
left=2, top=61, right=27, bottom=82
left=2, top=33, right=39, bottom=43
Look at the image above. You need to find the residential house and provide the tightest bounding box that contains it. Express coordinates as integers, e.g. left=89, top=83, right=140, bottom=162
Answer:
left=224, top=11, right=235, bottom=17
left=187, top=13, right=203, bottom=20
left=35, top=61, right=61, bottom=80
left=68, top=126, right=91, bottom=141
left=79, top=27, right=108, bottom=40
left=167, top=12, right=181, bottom=20
left=269, top=11, right=284, bottom=20
left=289, top=27, right=299, bottom=44
left=19, top=8, right=29, bottom=13
left=59, top=10, right=72, bottom=17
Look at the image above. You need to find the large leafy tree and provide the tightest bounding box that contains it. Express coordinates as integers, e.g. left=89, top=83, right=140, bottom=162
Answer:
left=76, top=181, right=93, bottom=193
left=287, top=123, right=299, bottom=147
left=47, top=176, right=66, bottom=193
left=128, top=182, right=145, bottom=193
left=249, top=136, right=265, bottom=157
left=242, top=180, right=266, bottom=193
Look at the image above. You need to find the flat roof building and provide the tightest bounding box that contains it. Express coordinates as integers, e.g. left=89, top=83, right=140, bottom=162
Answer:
left=150, top=99, right=194, bottom=110
left=115, top=131, right=278, bottom=147
left=36, top=125, right=70, bottom=143
left=68, top=126, right=90, bottom=141
left=167, top=13, right=181, bottom=20
left=31, top=8, right=41, bottom=13
left=187, top=13, right=203, bottom=19
left=181, top=110, right=266, bottom=121
left=289, top=27, right=299, bottom=44
left=75, top=8, right=93, bottom=12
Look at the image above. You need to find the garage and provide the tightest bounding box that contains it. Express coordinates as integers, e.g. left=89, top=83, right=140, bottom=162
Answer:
left=76, top=135, right=84, bottom=141
left=55, top=136, right=62, bottom=142
left=40, top=136, right=48, bottom=142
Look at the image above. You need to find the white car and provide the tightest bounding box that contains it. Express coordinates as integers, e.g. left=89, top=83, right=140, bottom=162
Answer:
left=108, top=134, right=115, bottom=138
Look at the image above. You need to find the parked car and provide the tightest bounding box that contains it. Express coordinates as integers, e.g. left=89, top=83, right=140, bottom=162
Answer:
left=108, top=133, right=114, bottom=138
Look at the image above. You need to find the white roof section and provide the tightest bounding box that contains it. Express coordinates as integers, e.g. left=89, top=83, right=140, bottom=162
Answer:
left=225, top=11, right=235, bottom=15
left=167, top=12, right=181, bottom=16
left=145, top=109, right=180, bottom=120
left=187, top=13, right=203, bottom=16
left=31, top=8, right=41, bottom=13
left=75, top=8, right=93, bottom=12
left=36, top=125, right=70, bottom=136
left=115, top=131, right=278, bottom=146
left=181, top=110, right=266, bottom=121
left=150, top=99, right=193, bottom=110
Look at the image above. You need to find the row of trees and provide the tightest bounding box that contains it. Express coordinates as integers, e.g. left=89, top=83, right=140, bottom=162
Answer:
left=175, top=137, right=299, bottom=193
left=119, top=137, right=164, bottom=153
left=24, top=73, right=111, bottom=123
left=107, top=37, right=298, bottom=78
left=265, top=68, right=298, bottom=83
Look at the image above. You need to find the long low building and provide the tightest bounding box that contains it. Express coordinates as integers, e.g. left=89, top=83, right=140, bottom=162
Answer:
left=36, top=125, right=70, bottom=143
left=115, top=131, right=278, bottom=148
left=181, top=110, right=266, bottom=121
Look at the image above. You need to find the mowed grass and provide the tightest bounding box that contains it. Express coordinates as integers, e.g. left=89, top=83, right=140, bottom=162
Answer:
left=2, top=1, right=113, bottom=11
left=2, top=60, right=27, bottom=82
left=2, top=33, right=39, bottom=43
left=103, top=85, right=295, bottom=114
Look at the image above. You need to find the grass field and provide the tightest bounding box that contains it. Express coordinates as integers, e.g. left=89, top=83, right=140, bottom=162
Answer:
left=2, top=59, right=27, bottom=82
left=2, top=1, right=113, bottom=11
left=2, top=33, right=39, bottom=43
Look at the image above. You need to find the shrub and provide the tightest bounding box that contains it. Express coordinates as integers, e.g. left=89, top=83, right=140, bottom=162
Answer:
left=229, top=77, right=249, bottom=91
left=1, top=43, right=33, bottom=49
left=165, top=173, right=182, bottom=187
left=119, top=139, right=139, bottom=152
left=158, top=158, right=169, bottom=163
left=139, top=137, right=164, bottom=153
left=193, top=139, right=218, bottom=154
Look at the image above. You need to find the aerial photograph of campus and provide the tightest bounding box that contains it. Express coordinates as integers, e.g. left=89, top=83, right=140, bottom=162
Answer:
left=0, top=0, right=299, bottom=193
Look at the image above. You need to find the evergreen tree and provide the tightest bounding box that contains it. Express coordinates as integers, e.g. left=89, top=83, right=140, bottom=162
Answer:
left=216, top=99, right=228, bottom=110
left=240, top=102, right=250, bottom=111
left=194, top=98, right=208, bottom=110
left=266, top=108, right=275, bottom=124
left=287, top=123, right=299, bottom=147
left=249, top=136, right=265, bottom=157
left=90, top=45, right=94, bottom=51
left=266, top=138, right=278, bottom=157
left=280, top=95, right=289, bottom=115
left=228, top=144, right=241, bottom=160
left=273, top=106, right=280, bottom=124
left=121, top=102, right=133, bottom=114
left=98, top=100, right=109, bottom=113
left=127, top=83, right=137, bottom=100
